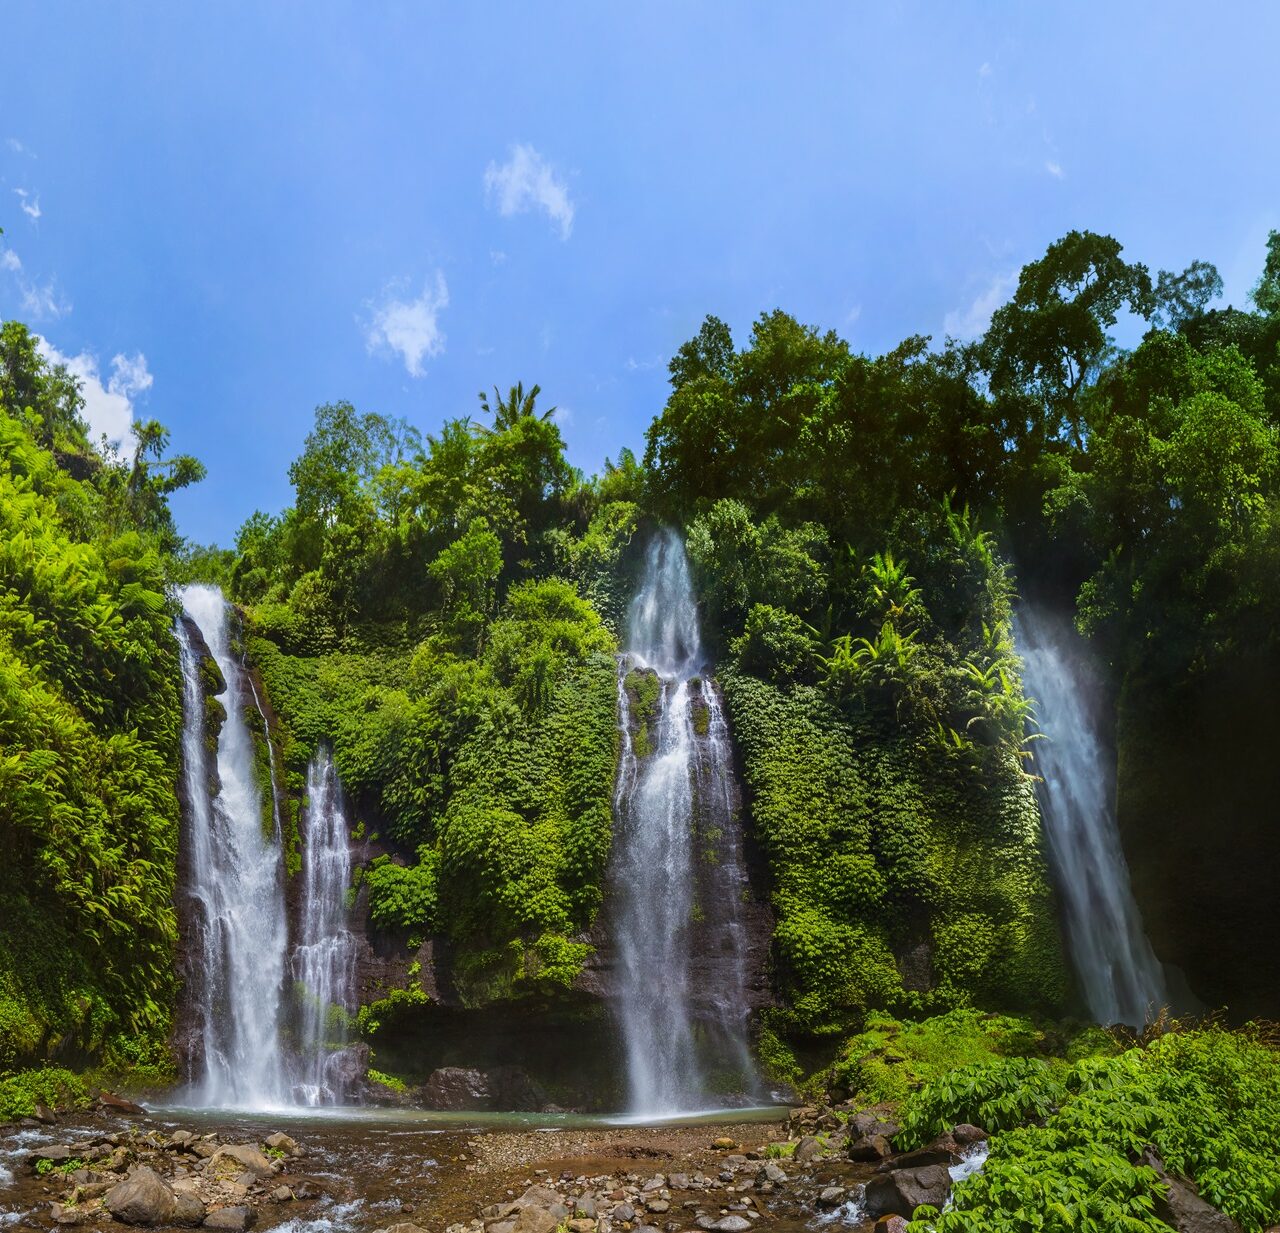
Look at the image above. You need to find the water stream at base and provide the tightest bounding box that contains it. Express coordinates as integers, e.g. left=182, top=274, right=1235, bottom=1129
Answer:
left=1016, top=605, right=1167, bottom=1027
left=612, top=528, right=759, bottom=1116
left=177, top=584, right=289, bottom=1106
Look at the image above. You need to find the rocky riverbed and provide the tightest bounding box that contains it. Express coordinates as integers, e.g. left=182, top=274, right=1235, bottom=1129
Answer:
left=0, top=1100, right=992, bottom=1233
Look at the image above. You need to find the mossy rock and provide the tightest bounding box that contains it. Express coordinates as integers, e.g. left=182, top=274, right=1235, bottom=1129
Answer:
left=625, top=666, right=662, bottom=757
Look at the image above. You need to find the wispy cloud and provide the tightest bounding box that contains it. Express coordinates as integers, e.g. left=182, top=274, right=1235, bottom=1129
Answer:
left=20, top=277, right=69, bottom=320
left=484, top=144, right=574, bottom=240
left=36, top=338, right=152, bottom=448
left=625, top=354, right=664, bottom=372
left=944, top=269, right=1019, bottom=341
left=550, top=406, right=572, bottom=426
left=6, top=137, right=33, bottom=156
left=365, top=272, right=448, bottom=377
left=14, top=188, right=41, bottom=220
left=0, top=246, right=20, bottom=273
left=1045, top=160, right=1065, bottom=180
left=978, top=61, right=992, bottom=78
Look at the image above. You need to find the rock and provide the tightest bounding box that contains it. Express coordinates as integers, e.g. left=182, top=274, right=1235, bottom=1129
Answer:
left=644, top=1198, right=669, bottom=1213
left=264, top=1132, right=298, bottom=1155
left=574, top=1196, right=598, bottom=1218
left=850, top=1111, right=900, bottom=1141
left=34, top=1103, right=58, bottom=1124
left=173, top=1194, right=207, bottom=1227
left=612, top=1203, right=636, bottom=1222
left=873, top=1219, right=909, bottom=1233
left=848, top=1134, right=893, bottom=1162
left=487, top=1066, right=547, bottom=1113
left=792, top=1136, right=823, bottom=1162
left=1140, top=1148, right=1243, bottom=1233
left=511, top=1207, right=558, bottom=1233
left=863, top=1166, right=953, bottom=1219
left=817, top=1187, right=845, bottom=1207
left=516, top=1185, right=563, bottom=1210
left=208, top=1145, right=274, bottom=1177
left=105, top=1166, right=176, bottom=1225
left=98, top=1091, right=147, bottom=1115
left=876, top=1136, right=960, bottom=1173
left=385, top=1225, right=430, bottom=1233
left=710, top=1219, right=752, bottom=1232
left=567, top=1221, right=597, bottom=1233
left=758, top=1163, right=787, bottom=1185
left=202, top=1206, right=257, bottom=1231
left=668, top=1173, right=688, bottom=1191
left=103, top=1146, right=130, bottom=1172
left=422, top=1067, right=492, bottom=1111
left=30, top=1144, right=77, bottom=1166
left=50, top=1202, right=96, bottom=1226
left=713, top=1138, right=736, bottom=1150
left=952, top=1124, right=988, bottom=1146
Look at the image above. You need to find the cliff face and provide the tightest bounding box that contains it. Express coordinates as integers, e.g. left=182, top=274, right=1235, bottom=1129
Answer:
left=1117, top=652, right=1280, bottom=1019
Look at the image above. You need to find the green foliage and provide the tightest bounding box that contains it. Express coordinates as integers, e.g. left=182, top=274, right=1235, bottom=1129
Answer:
left=906, top=1028, right=1280, bottom=1233
left=0, top=323, right=192, bottom=1075
left=366, top=1067, right=407, bottom=1093
left=0, top=1066, right=89, bottom=1120
left=829, top=1009, right=1049, bottom=1107
left=366, top=851, right=439, bottom=931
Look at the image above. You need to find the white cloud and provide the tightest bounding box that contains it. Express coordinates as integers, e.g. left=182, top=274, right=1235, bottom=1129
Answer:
left=365, top=272, right=448, bottom=377
left=845, top=304, right=863, bottom=328
left=978, top=61, right=992, bottom=78
left=1, top=246, right=20, bottom=273
left=489, top=249, right=507, bottom=265
left=21, top=278, right=69, bottom=320
left=1045, top=160, right=1065, bottom=180
left=550, top=406, right=572, bottom=426
left=14, top=188, right=41, bottom=220
left=625, top=354, right=663, bottom=372
left=944, top=269, right=1019, bottom=341
left=484, top=144, right=574, bottom=240
left=36, top=338, right=152, bottom=448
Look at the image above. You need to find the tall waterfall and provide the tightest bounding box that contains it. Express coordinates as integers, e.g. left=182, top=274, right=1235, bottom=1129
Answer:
left=293, top=749, right=359, bottom=1105
left=1016, top=606, right=1167, bottom=1026
left=612, top=529, right=758, bottom=1116
left=176, top=584, right=289, bottom=1107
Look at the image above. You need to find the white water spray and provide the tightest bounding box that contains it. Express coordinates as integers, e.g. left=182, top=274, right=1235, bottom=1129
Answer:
left=612, top=529, right=758, bottom=1115
left=293, top=749, right=359, bottom=1105
left=1017, top=606, right=1167, bottom=1026
left=177, top=584, right=290, bottom=1106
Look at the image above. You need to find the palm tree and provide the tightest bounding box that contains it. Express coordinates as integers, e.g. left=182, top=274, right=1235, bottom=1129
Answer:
left=473, top=381, right=557, bottom=436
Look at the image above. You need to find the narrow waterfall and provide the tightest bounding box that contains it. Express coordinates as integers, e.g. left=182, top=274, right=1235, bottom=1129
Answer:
left=293, top=749, right=359, bottom=1105
left=612, top=528, right=759, bottom=1115
left=1016, top=606, right=1167, bottom=1026
left=176, top=584, right=289, bottom=1107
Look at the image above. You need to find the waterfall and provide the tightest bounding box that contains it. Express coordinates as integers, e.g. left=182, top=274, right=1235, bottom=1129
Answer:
left=612, top=528, right=759, bottom=1115
left=293, top=749, right=359, bottom=1105
left=1016, top=606, right=1167, bottom=1027
left=176, top=584, right=289, bottom=1107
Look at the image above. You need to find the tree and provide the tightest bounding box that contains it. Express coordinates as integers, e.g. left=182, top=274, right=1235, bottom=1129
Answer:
left=1251, top=229, right=1280, bottom=316
left=1154, top=260, right=1223, bottom=329
left=474, top=381, right=557, bottom=435
left=980, top=231, right=1155, bottom=448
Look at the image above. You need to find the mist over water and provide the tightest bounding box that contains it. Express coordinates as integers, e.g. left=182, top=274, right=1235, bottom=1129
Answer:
left=612, top=529, right=759, bottom=1116
left=177, top=584, right=289, bottom=1107
left=1016, top=606, right=1167, bottom=1027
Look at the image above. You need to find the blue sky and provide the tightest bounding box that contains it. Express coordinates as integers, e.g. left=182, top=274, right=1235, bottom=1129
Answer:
left=3, top=2, right=1278, bottom=547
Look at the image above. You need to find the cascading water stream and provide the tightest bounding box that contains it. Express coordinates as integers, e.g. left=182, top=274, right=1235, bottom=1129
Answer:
left=1016, top=605, right=1167, bottom=1026
left=293, top=749, right=359, bottom=1106
left=612, top=529, right=759, bottom=1115
left=176, top=584, right=289, bottom=1107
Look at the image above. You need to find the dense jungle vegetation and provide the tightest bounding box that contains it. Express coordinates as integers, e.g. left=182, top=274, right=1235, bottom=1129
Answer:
left=4, top=228, right=1280, bottom=1224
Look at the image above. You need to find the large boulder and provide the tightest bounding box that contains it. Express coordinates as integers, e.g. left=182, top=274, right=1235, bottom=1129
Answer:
left=876, top=1135, right=960, bottom=1173
left=422, top=1067, right=491, bottom=1110
left=1140, top=1148, right=1243, bottom=1233
left=208, top=1145, right=274, bottom=1177
left=848, top=1133, right=893, bottom=1162
left=863, top=1165, right=953, bottom=1219
left=487, top=1065, right=546, bottom=1112
left=105, top=1167, right=176, bottom=1225
left=202, top=1206, right=257, bottom=1231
